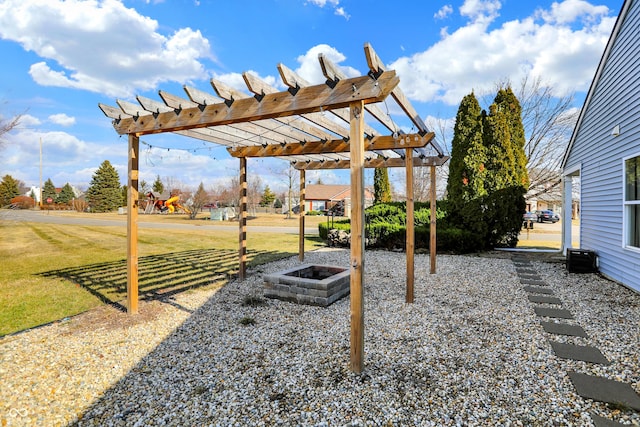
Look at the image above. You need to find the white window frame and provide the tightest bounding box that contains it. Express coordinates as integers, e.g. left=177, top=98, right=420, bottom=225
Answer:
left=623, top=152, right=640, bottom=252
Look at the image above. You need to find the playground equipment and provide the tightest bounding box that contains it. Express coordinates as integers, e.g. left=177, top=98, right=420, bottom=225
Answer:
left=164, top=195, right=191, bottom=214
left=142, top=191, right=191, bottom=214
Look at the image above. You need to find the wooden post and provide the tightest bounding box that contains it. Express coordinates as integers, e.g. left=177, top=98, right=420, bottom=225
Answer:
left=299, top=169, right=306, bottom=261
left=239, top=157, right=247, bottom=280
left=349, top=100, right=365, bottom=373
left=405, top=148, right=414, bottom=303
left=430, top=165, right=437, bottom=274
left=127, top=134, right=139, bottom=314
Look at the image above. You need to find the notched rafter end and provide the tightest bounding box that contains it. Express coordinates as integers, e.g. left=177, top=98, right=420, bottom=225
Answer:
left=287, top=84, right=300, bottom=96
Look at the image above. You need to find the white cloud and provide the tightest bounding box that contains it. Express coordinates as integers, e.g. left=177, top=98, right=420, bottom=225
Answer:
left=294, top=44, right=360, bottom=84
left=16, top=114, right=42, bottom=128
left=538, top=0, right=609, bottom=24
left=0, top=0, right=214, bottom=98
left=434, top=5, right=453, bottom=20
left=460, top=0, right=502, bottom=23
left=334, top=7, right=350, bottom=20
left=305, top=0, right=349, bottom=20
left=390, top=1, right=615, bottom=106
left=48, top=113, right=75, bottom=126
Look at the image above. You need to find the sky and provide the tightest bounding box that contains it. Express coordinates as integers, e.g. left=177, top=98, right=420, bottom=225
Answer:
left=0, top=0, right=623, bottom=196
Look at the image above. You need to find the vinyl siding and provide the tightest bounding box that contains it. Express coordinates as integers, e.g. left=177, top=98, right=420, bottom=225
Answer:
left=564, top=0, right=640, bottom=292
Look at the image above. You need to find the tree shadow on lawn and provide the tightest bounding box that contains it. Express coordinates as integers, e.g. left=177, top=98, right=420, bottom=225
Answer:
left=38, top=248, right=290, bottom=311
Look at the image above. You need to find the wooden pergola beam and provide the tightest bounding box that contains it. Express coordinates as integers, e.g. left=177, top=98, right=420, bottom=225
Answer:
left=226, top=133, right=434, bottom=158
left=110, top=71, right=400, bottom=136
left=292, top=155, right=449, bottom=170
left=212, top=77, right=339, bottom=142
left=349, top=100, right=365, bottom=373
left=364, top=43, right=445, bottom=157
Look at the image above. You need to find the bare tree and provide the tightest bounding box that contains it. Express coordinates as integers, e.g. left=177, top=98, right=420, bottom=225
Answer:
left=416, top=116, right=451, bottom=201
left=0, top=113, right=22, bottom=149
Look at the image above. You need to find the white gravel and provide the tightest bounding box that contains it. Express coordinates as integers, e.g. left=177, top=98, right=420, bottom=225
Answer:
left=1, top=249, right=638, bottom=426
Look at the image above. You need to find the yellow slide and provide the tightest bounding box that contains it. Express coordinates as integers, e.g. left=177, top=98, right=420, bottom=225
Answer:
left=164, top=195, right=191, bottom=214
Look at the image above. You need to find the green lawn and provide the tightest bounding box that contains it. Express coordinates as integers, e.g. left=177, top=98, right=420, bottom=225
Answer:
left=0, top=218, right=323, bottom=336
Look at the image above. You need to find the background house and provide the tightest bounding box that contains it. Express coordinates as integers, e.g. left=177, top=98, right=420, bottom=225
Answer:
left=302, top=184, right=374, bottom=216
left=561, top=0, right=640, bottom=293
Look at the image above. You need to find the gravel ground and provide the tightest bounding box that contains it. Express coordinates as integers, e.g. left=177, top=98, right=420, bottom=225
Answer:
left=1, top=249, right=638, bottom=426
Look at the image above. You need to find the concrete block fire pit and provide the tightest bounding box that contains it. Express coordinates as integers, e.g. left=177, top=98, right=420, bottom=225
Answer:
left=263, top=264, right=350, bottom=307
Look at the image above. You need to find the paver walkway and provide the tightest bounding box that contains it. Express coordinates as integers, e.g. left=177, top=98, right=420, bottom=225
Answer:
left=512, top=255, right=640, bottom=426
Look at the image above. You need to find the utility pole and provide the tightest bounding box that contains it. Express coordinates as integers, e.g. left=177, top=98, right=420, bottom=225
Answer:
left=39, top=137, right=43, bottom=208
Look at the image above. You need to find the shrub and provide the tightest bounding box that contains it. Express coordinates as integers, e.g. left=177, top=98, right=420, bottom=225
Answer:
left=319, top=219, right=350, bottom=240
left=306, top=210, right=324, bottom=216
left=10, top=195, right=36, bottom=209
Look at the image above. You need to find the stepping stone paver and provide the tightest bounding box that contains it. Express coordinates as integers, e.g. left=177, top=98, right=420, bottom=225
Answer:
left=516, top=268, right=537, bottom=274
left=540, top=321, right=588, bottom=337
left=591, top=414, right=628, bottom=427
left=534, top=307, right=574, bottom=319
left=550, top=341, right=610, bottom=364
left=520, top=280, right=548, bottom=287
left=568, top=371, right=640, bottom=411
left=523, top=286, right=554, bottom=295
left=528, top=295, right=562, bottom=305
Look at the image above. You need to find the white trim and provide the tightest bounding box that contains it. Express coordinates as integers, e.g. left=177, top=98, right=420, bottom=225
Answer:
left=561, top=164, right=581, bottom=255
left=622, top=151, right=640, bottom=250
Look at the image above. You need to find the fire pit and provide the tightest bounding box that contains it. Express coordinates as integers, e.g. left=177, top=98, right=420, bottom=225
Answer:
left=263, top=264, right=350, bottom=307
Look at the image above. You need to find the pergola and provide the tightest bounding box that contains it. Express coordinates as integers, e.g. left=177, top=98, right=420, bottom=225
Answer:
left=99, top=43, right=448, bottom=372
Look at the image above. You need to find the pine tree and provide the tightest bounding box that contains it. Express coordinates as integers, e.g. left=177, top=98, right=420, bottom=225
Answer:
left=260, top=185, right=276, bottom=207
left=86, top=160, right=123, bottom=212
left=0, top=174, right=20, bottom=206
left=494, top=87, right=529, bottom=189
left=152, top=175, right=164, bottom=194
left=42, top=178, right=57, bottom=205
left=483, top=87, right=529, bottom=192
left=56, top=183, right=76, bottom=204
left=446, top=92, right=486, bottom=203
left=373, top=167, right=392, bottom=204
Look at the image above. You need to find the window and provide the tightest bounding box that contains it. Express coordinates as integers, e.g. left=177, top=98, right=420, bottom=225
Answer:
left=624, top=155, right=640, bottom=248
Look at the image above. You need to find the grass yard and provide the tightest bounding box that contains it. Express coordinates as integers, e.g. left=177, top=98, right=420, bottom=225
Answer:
left=0, top=216, right=323, bottom=336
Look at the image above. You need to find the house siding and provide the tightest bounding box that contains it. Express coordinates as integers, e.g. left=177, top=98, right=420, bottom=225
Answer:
left=564, top=0, right=640, bottom=292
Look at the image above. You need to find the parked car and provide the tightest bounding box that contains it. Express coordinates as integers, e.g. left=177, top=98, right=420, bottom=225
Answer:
left=535, top=210, right=559, bottom=223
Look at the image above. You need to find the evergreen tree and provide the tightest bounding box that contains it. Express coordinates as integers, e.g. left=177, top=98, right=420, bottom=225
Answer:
left=260, top=185, right=276, bottom=207
left=121, top=185, right=128, bottom=206
left=494, top=87, right=529, bottom=189
left=373, top=167, right=392, bottom=204
left=86, top=160, right=123, bottom=212
left=57, top=183, right=76, bottom=204
left=0, top=174, right=20, bottom=206
left=152, top=175, right=164, bottom=194
left=42, top=178, right=57, bottom=204
left=483, top=87, right=530, bottom=192
left=446, top=92, right=486, bottom=203
left=483, top=102, right=515, bottom=192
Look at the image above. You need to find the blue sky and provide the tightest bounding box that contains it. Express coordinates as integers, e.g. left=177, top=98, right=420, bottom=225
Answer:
left=0, top=0, right=622, bottom=196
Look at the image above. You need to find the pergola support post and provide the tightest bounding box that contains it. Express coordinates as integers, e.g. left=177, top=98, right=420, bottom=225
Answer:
left=430, top=165, right=437, bottom=274
left=239, top=157, right=247, bottom=280
left=299, top=169, right=306, bottom=261
left=127, top=134, right=140, bottom=314
left=349, top=100, right=365, bottom=373
left=405, top=149, right=415, bottom=303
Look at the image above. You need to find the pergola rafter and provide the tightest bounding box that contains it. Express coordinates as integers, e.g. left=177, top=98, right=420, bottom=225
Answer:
left=99, top=43, right=448, bottom=374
